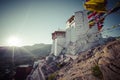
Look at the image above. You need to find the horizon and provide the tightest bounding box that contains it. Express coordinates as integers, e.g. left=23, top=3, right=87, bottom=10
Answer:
left=0, top=42, right=52, bottom=47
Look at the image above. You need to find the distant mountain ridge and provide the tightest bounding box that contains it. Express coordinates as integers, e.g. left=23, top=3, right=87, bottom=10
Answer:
left=0, top=43, right=51, bottom=65
left=23, top=43, right=52, bottom=57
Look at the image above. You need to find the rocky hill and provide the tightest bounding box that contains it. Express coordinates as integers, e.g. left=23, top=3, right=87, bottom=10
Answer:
left=56, top=39, right=120, bottom=80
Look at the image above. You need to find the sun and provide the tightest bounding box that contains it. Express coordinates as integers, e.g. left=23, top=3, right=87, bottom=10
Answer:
left=7, top=36, right=22, bottom=47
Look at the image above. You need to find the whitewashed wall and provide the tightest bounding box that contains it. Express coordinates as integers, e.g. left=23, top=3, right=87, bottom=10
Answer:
left=51, top=40, right=55, bottom=54
left=51, top=10, right=104, bottom=56
left=65, top=21, right=76, bottom=45
left=55, top=36, right=65, bottom=56
left=65, top=10, right=103, bottom=55
left=51, top=36, right=65, bottom=56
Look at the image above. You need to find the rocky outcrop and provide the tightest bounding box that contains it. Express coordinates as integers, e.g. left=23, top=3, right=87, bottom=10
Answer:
left=99, top=40, right=120, bottom=80
left=57, top=40, right=120, bottom=80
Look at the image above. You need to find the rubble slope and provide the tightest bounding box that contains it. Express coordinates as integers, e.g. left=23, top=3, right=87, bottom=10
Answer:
left=57, top=40, right=120, bottom=80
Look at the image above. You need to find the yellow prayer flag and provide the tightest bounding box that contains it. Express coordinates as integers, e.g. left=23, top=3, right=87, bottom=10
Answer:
left=84, top=2, right=106, bottom=12
left=88, top=0, right=106, bottom=3
left=84, top=0, right=107, bottom=12
left=89, top=21, right=95, bottom=25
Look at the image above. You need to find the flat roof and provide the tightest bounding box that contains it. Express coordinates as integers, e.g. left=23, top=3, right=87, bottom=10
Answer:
left=52, top=31, right=66, bottom=34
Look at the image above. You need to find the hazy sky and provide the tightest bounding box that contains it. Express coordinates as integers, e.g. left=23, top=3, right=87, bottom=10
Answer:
left=0, top=0, right=120, bottom=46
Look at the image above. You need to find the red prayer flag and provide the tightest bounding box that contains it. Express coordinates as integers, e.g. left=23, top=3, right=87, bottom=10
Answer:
left=88, top=12, right=97, bottom=19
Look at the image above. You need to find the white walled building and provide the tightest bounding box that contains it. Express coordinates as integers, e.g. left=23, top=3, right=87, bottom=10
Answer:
left=65, top=10, right=103, bottom=55
left=51, top=10, right=104, bottom=56
left=51, top=31, right=66, bottom=56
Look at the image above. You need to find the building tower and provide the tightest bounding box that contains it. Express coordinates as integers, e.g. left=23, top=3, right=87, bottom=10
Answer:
left=65, top=10, right=103, bottom=55
left=51, top=31, right=66, bottom=56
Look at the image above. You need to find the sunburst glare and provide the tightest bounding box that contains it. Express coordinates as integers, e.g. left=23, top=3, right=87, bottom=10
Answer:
left=7, top=36, right=22, bottom=47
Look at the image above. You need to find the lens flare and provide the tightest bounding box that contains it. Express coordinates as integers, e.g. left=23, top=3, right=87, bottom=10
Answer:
left=7, top=36, right=22, bottom=47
